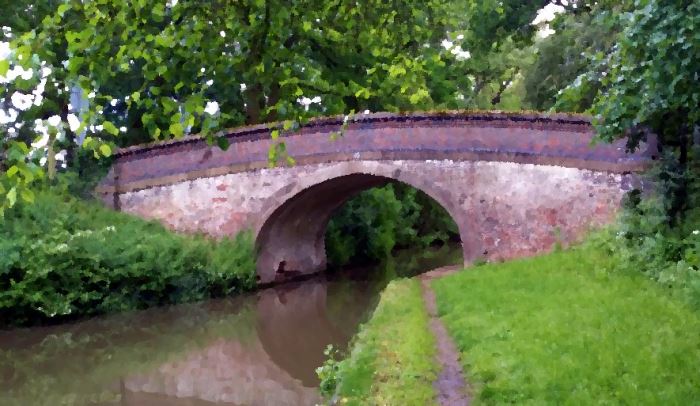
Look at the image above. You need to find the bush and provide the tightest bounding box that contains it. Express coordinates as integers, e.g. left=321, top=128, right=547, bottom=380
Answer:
left=0, top=189, right=255, bottom=327
left=590, top=157, right=700, bottom=307
left=325, top=183, right=459, bottom=268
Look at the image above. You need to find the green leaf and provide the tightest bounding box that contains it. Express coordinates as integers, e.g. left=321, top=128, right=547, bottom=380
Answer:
left=409, top=89, right=430, bottom=105
left=217, top=137, right=230, bottom=151
left=57, top=3, right=70, bottom=17
left=99, top=144, right=112, bottom=157
left=155, top=34, right=175, bottom=48
left=0, top=60, right=9, bottom=76
left=160, top=97, right=178, bottom=114
left=388, top=64, right=407, bottom=78
left=103, top=121, right=119, bottom=136
left=355, top=87, right=371, bottom=99
left=19, top=165, right=34, bottom=183
left=6, top=187, right=16, bottom=207
left=141, top=113, right=154, bottom=126
left=169, top=122, right=184, bottom=138
left=6, top=166, right=19, bottom=178
left=20, top=188, right=34, bottom=204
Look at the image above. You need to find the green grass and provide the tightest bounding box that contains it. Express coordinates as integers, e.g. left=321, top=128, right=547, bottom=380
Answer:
left=333, top=278, right=438, bottom=405
left=432, top=245, right=700, bottom=405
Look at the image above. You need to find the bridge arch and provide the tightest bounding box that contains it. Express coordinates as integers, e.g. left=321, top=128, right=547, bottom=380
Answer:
left=254, top=161, right=479, bottom=284
left=97, top=112, right=651, bottom=286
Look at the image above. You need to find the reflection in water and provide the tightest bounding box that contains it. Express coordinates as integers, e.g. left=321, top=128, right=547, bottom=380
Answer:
left=123, top=281, right=367, bottom=405
left=0, top=245, right=460, bottom=406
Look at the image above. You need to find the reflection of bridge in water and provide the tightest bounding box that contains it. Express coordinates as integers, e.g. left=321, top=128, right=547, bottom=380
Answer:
left=0, top=275, right=380, bottom=406
left=121, top=279, right=373, bottom=406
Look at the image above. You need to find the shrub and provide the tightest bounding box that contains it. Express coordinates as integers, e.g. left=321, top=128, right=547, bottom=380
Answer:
left=0, top=189, right=255, bottom=327
left=589, top=157, right=700, bottom=307
left=325, top=183, right=459, bottom=268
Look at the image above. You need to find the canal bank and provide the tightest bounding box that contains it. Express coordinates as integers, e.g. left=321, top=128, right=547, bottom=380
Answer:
left=327, top=243, right=700, bottom=405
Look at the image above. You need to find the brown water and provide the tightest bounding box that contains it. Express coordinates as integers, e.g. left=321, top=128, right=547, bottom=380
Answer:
left=0, top=246, right=460, bottom=406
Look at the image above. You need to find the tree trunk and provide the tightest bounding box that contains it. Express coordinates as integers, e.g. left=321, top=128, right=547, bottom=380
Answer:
left=266, top=82, right=281, bottom=122
left=491, top=69, right=519, bottom=107
left=244, top=84, right=263, bottom=124
left=47, top=133, right=57, bottom=181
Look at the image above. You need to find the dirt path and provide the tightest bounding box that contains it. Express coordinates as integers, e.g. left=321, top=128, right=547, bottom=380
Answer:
left=420, top=266, right=470, bottom=406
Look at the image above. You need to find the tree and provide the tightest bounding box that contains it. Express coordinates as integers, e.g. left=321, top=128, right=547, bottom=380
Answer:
left=557, top=0, right=700, bottom=222
left=1, top=0, right=552, bottom=214
left=523, top=11, right=609, bottom=111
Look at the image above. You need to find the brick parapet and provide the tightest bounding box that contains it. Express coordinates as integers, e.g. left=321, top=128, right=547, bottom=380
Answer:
left=97, top=112, right=653, bottom=196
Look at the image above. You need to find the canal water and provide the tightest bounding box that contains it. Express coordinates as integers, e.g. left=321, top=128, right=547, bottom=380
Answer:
left=0, top=246, right=460, bottom=406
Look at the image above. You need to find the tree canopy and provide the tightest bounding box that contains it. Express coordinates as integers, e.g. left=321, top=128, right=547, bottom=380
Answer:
left=552, top=0, right=700, bottom=221
left=2, top=0, right=699, bottom=219
left=551, top=0, right=699, bottom=148
left=1, top=0, right=553, bottom=214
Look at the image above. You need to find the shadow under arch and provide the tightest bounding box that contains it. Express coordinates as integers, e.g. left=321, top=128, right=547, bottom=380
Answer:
left=254, top=163, right=480, bottom=284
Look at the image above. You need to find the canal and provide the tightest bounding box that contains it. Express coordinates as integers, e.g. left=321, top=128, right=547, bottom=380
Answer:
left=0, top=245, right=460, bottom=406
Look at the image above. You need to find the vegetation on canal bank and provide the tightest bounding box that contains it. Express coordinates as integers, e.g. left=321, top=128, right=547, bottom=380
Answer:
left=325, top=243, right=700, bottom=404
left=319, top=278, right=438, bottom=405
left=0, top=186, right=255, bottom=327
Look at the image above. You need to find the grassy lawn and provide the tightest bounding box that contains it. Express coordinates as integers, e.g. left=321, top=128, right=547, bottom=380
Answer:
left=432, top=245, right=700, bottom=404
left=333, top=278, right=438, bottom=405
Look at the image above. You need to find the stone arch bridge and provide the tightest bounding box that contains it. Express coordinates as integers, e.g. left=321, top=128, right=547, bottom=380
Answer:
left=96, top=112, right=652, bottom=284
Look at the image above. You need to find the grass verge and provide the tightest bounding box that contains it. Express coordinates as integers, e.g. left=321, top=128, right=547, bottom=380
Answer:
left=432, top=245, right=700, bottom=404
left=330, top=278, right=438, bottom=405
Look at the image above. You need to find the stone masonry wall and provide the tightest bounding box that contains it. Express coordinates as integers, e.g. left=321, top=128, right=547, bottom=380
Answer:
left=119, top=160, right=633, bottom=283
left=98, top=112, right=650, bottom=283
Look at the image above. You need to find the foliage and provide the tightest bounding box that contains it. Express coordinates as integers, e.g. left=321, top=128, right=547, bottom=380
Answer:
left=586, top=0, right=699, bottom=148
left=316, top=344, right=343, bottom=399
left=0, top=140, right=44, bottom=216
left=521, top=3, right=623, bottom=111
left=325, top=182, right=459, bottom=268
left=554, top=0, right=699, bottom=223
left=0, top=187, right=255, bottom=327
left=51, top=147, right=113, bottom=198
left=0, top=0, right=552, bottom=214
left=529, top=0, right=700, bottom=296
left=432, top=245, right=700, bottom=404
left=589, top=162, right=700, bottom=307
left=321, top=278, right=438, bottom=405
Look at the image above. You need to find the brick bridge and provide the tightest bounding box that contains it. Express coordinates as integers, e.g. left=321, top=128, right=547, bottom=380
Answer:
left=96, top=112, right=653, bottom=284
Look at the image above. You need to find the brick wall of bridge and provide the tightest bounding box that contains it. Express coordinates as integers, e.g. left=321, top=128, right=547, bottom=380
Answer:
left=117, top=160, right=633, bottom=283
left=97, top=112, right=650, bottom=283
